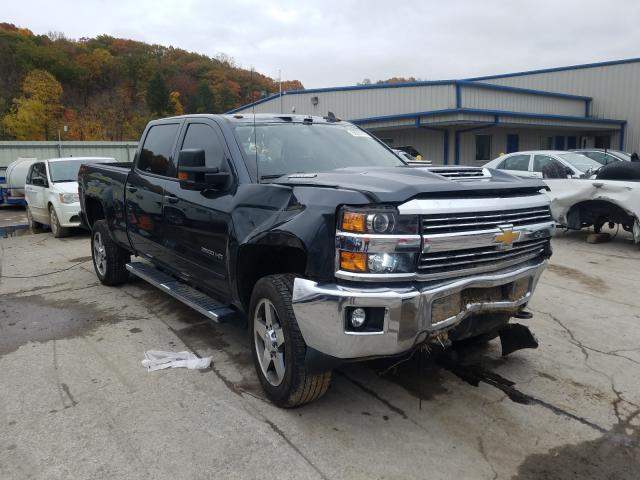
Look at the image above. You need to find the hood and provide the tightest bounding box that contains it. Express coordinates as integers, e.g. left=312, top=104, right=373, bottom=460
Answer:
left=272, top=166, right=547, bottom=203
left=51, top=181, right=79, bottom=193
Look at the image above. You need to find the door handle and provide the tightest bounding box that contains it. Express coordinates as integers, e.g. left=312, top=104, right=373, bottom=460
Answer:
left=126, top=186, right=138, bottom=193
left=164, top=194, right=179, bottom=204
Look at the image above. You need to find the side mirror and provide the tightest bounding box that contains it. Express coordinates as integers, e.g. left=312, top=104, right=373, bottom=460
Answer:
left=32, top=177, right=46, bottom=187
left=565, top=167, right=573, bottom=176
left=177, top=148, right=230, bottom=190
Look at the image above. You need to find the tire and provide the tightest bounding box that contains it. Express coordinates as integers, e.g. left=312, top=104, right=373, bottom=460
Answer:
left=49, top=206, right=70, bottom=238
left=249, top=274, right=332, bottom=407
left=91, top=220, right=130, bottom=286
left=26, top=205, right=41, bottom=230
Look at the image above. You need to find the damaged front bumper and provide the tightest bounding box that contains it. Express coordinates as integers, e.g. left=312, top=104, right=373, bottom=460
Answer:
left=292, top=260, right=547, bottom=360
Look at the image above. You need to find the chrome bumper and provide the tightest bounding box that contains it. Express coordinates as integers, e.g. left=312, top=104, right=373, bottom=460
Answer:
left=292, top=260, right=547, bottom=359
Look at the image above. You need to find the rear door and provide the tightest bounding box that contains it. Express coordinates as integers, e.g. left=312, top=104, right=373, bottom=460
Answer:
left=126, top=121, right=181, bottom=262
left=25, top=162, right=48, bottom=222
left=162, top=119, right=235, bottom=299
left=532, top=154, right=564, bottom=179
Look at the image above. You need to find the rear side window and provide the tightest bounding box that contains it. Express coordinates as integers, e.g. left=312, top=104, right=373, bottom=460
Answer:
left=138, top=124, right=180, bottom=176
left=181, top=123, right=226, bottom=170
left=499, top=154, right=530, bottom=171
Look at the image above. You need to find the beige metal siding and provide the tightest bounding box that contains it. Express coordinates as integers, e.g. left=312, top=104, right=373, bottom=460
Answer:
left=236, top=84, right=456, bottom=120
left=0, top=141, right=138, bottom=168
left=476, top=61, right=640, bottom=151
left=366, top=127, right=445, bottom=164
left=462, top=86, right=584, bottom=116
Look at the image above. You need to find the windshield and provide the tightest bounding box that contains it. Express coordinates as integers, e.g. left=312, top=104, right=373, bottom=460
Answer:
left=48, top=159, right=114, bottom=182
left=233, top=123, right=404, bottom=179
left=557, top=153, right=603, bottom=172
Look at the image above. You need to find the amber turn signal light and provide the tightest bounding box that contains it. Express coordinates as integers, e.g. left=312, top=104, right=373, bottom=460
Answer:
left=339, top=251, right=367, bottom=272
left=178, top=171, right=189, bottom=180
left=341, top=212, right=366, bottom=232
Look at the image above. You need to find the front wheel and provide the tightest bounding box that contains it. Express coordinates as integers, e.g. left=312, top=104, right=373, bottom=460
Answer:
left=50, top=206, right=70, bottom=238
left=249, top=274, right=332, bottom=407
left=91, top=220, right=130, bottom=286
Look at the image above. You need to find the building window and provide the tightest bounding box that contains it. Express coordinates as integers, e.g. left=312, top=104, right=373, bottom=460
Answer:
left=540, top=136, right=553, bottom=150
left=475, top=135, right=491, bottom=161
left=594, top=135, right=611, bottom=149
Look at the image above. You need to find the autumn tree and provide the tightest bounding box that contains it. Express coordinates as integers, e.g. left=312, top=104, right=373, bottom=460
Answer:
left=146, top=72, right=169, bottom=115
left=188, top=80, right=215, bottom=113
left=168, top=91, right=184, bottom=115
left=3, top=69, right=63, bottom=139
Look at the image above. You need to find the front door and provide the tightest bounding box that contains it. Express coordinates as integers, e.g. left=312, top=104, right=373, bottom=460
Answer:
left=162, top=120, right=234, bottom=299
left=24, top=162, right=48, bottom=222
left=506, top=134, right=519, bottom=153
left=126, top=122, right=180, bottom=262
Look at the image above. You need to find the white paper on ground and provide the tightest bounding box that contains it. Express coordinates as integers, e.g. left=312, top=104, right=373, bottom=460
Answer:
left=141, top=350, right=212, bottom=371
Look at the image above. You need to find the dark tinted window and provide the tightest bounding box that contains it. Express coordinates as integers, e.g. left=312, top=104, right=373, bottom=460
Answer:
left=475, top=135, right=491, bottom=161
left=499, top=154, right=530, bottom=171
left=138, top=124, right=179, bottom=176
left=181, top=123, right=225, bottom=169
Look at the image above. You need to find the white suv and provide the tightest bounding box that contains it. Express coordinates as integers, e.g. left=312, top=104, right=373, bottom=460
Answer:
left=25, top=157, right=115, bottom=237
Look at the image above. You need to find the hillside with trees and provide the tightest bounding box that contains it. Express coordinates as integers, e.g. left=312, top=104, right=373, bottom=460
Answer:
left=0, top=23, right=303, bottom=141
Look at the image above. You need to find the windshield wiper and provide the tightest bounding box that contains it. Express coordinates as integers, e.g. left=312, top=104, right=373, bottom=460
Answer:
left=259, top=174, right=287, bottom=180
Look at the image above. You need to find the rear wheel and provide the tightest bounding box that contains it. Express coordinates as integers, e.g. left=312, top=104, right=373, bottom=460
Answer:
left=91, top=220, right=130, bottom=286
left=49, top=206, right=70, bottom=238
left=249, top=274, right=332, bottom=407
left=26, top=206, right=41, bottom=230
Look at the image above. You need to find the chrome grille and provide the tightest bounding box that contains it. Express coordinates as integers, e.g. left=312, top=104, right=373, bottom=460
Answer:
left=418, top=238, right=549, bottom=277
left=421, top=206, right=552, bottom=234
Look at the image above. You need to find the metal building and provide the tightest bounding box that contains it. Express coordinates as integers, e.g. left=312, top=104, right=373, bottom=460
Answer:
left=0, top=141, right=138, bottom=168
left=229, top=58, right=638, bottom=165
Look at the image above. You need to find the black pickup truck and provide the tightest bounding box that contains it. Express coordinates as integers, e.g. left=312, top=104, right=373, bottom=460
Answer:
left=78, top=114, right=555, bottom=407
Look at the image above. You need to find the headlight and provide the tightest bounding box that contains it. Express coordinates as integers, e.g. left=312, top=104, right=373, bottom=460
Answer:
left=339, top=206, right=416, bottom=234
left=59, top=192, right=80, bottom=204
left=337, top=206, right=420, bottom=275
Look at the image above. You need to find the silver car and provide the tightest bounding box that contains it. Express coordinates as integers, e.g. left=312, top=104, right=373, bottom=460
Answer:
left=571, top=148, right=632, bottom=165
left=484, top=150, right=603, bottom=179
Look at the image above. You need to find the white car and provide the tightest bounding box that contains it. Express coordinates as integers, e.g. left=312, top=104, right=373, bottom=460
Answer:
left=484, top=150, right=603, bottom=179
left=24, top=157, right=116, bottom=237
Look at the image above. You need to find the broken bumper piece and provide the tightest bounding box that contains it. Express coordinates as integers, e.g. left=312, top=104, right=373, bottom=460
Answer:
left=291, top=260, right=547, bottom=359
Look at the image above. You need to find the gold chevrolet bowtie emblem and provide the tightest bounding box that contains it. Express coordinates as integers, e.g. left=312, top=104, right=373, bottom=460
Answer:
left=495, top=227, right=520, bottom=248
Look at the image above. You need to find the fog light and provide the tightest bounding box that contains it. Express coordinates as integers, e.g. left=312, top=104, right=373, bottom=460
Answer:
left=350, top=308, right=367, bottom=328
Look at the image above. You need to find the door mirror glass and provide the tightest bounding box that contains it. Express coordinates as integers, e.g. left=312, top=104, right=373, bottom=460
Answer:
left=177, top=149, right=229, bottom=190
left=32, top=177, right=46, bottom=187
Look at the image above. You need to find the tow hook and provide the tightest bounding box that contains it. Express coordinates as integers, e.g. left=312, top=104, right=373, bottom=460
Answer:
left=499, top=323, right=538, bottom=356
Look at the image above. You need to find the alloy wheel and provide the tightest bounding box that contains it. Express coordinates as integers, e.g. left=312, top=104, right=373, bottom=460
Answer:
left=93, top=231, right=107, bottom=276
left=253, top=298, right=286, bottom=386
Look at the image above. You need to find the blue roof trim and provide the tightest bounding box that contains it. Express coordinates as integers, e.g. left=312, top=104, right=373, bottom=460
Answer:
left=465, top=57, right=640, bottom=81
left=456, top=80, right=591, bottom=101
left=226, top=93, right=281, bottom=114
left=277, top=80, right=456, bottom=95
left=228, top=79, right=594, bottom=114
left=351, top=108, right=626, bottom=126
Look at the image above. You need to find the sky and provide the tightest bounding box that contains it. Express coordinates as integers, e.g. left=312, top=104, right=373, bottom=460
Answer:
left=4, top=0, right=640, bottom=88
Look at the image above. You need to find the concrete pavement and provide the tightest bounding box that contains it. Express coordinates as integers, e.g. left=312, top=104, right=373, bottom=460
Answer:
left=1, top=227, right=639, bottom=479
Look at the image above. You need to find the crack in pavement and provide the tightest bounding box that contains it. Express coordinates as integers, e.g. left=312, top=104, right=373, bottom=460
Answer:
left=532, top=307, right=640, bottom=367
